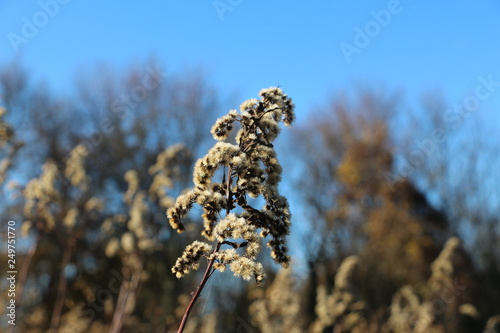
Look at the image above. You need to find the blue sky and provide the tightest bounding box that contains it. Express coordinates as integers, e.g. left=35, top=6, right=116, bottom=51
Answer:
left=1, top=1, right=499, bottom=271
left=1, top=0, right=500, bottom=123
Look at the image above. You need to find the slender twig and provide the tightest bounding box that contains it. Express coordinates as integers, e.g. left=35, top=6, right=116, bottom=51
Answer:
left=49, top=235, right=75, bottom=333
left=224, top=166, right=233, bottom=215
left=15, top=234, right=40, bottom=306
left=110, top=257, right=143, bottom=333
left=110, top=266, right=130, bottom=333
left=176, top=166, right=233, bottom=333
left=176, top=242, right=221, bottom=333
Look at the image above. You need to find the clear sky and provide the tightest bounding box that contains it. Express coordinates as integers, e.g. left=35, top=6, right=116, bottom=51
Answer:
left=1, top=1, right=500, bottom=274
left=1, top=0, right=500, bottom=123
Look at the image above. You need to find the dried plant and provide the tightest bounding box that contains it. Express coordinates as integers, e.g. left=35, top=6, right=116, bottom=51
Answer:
left=384, top=237, right=476, bottom=333
left=18, top=144, right=104, bottom=333
left=249, top=268, right=304, bottom=333
left=167, top=87, right=295, bottom=332
left=103, top=144, right=190, bottom=333
left=310, top=256, right=368, bottom=333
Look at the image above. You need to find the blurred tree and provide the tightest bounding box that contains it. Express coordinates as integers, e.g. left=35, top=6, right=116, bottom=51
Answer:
left=2, top=61, right=499, bottom=332
left=396, top=92, right=500, bottom=320
left=0, top=61, right=224, bottom=332
left=292, top=91, right=451, bottom=326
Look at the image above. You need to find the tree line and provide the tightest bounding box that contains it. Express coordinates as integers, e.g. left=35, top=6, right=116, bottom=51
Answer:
left=0, top=60, right=499, bottom=332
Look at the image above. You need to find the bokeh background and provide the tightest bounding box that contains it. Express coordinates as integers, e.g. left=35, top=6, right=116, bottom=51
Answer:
left=1, top=1, right=500, bottom=332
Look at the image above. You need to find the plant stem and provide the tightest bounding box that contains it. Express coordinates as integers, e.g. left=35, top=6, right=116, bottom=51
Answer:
left=15, top=234, right=39, bottom=305
left=176, top=166, right=233, bottom=333
left=49, top=235, right=75, bottom=333
left=110, top=255, right=143, bottom=333
left=176, top=242, right=221, bottom=333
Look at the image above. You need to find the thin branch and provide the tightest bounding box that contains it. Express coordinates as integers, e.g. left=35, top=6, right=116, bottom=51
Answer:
left=110, top=256, right=143, bottom=333
left=176, top=242, right=221, bottom=333
left=15, top=233, right=39, bottom=304
left=221, top=240, right=248, bottom=249
left=49, top=235, right=75, bottom=333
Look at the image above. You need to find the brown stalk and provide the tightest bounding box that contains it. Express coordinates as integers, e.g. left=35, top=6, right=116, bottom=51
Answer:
left=175, top=166, right=233, bottom=333
left=110, top=256, right=143, bottom=333
left=15, top=234, right=39, bottom=306
left=49, top=235, right=75, bottom=333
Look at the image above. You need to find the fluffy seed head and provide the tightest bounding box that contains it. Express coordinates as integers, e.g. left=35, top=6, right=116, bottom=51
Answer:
left=168, top=87, right=295, bottom=283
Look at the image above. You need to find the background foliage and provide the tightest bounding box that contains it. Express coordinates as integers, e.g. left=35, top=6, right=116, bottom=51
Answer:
left=1, top=61, right=499, bottom=332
